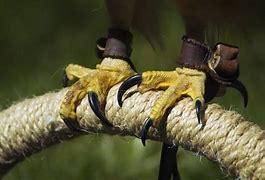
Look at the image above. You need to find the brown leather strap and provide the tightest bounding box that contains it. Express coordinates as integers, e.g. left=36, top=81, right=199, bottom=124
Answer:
left=103, top=38, right=131, bottom=60
left=96, top=28, right=136, bottom=71
left=96, top=28, right=132, bottom=60
left=177, top=36, right=240, bottom=84
left=178, top=36, right=211, bottom=70
left=177, top=36, right=244, bottom=102
left=213, top=43, right=239, bottom=79
left=96, top=37, right=107, bottom=59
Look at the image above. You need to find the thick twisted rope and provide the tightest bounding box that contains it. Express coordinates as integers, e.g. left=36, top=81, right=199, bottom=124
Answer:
left=0, top=84, right=264, bottom=179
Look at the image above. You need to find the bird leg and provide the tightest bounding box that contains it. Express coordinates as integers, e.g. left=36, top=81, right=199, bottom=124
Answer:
left=60, top=28, right=136, bottom=132
left=118, top=36, right=248, bottom=145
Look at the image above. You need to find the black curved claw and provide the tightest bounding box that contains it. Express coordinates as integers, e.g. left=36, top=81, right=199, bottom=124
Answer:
left=88, top=92, right=113, bottom=127
left=229, top=80, right=248, bottom=107
left=195, top=100, right=202, bottom=124
left=62, top=71, right=69, bottom=87
left=117, top=74, right=142, bottom=107
left=140, top=118, right=153, bottom=146
left=63, top=118, right=90, bottom=133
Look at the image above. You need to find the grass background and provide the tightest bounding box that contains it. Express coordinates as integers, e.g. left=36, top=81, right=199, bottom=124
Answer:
left=0, top=0, right=265, bottom=179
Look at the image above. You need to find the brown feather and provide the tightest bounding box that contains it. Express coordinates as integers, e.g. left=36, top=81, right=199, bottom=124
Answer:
left=106, top=0, right=265, bottom=46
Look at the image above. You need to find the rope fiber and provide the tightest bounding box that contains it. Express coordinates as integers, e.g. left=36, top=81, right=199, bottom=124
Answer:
left=0, top=84, right=264, bottom=179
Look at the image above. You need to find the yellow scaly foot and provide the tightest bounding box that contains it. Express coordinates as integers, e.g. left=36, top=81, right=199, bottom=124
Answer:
left=118, top=36, right=248, bottom=145
left=60, top=58, right=135, bottom=132
left=118, top=68, right=206, bottom=145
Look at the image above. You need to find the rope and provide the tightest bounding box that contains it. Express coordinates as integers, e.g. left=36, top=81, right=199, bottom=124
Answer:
left=0, top=84, right=264, bottom=179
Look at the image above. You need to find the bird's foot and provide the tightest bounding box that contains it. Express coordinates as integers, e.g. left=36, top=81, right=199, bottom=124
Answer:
left=118, top=67, right=206, bottom=145
left=118, top=36, right=248, bottom=145
left=60, top=58, right=135, bottom=132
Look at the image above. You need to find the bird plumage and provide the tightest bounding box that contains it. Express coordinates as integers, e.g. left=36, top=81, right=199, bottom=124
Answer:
left=106, top=0, right=264, bottom=46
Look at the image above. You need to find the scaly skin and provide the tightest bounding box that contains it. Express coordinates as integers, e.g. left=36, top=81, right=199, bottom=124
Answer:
left=138, top=68, right=206, bottom=127
left=60, top=58, right=135, bottom=123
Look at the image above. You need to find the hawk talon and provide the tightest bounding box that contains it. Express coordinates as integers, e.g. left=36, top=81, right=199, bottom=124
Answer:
left=62, top=71, right=69, bottom=87
left=229, top=80, right=248, bottom=107
left=88, top=91, right=113, bottom=127
left=195, top=100, right=202, bottom=124
left=140, top=118, right=153, bottom=146
left=63, top=118, right=90, bottom=133
left=117, top=74, right=142, bottom=107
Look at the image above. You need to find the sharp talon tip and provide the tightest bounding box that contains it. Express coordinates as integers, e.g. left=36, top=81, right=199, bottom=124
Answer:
left=141, top=138, right=146, bottom=146
left=117, top=96, right=123, bottom=107
left=195, top=100, right=202, bottom=124
left=62, top=71, right=69, bottom=88
left=117, top=74, right=142, bottom=107
left=63, top=118, right=89, bottom=133
left=244, top=98, right=248, bottom=108
left=88, top=92, right=113, bottom=127
left=229, top=80, right=248, bottom=108
left=140, top=118, right=153, bottom=146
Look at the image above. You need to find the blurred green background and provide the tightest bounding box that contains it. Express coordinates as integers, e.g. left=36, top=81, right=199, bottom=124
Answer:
left=1, top=0, right=265, bottom=179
